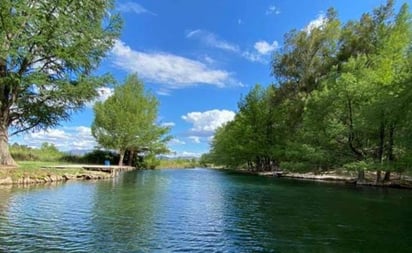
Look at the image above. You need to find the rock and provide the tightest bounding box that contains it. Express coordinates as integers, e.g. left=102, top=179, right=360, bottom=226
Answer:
left=0, top=177, right=13, bottom=185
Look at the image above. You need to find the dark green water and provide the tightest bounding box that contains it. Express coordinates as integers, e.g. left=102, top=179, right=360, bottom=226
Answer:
left=0, top=168, right=411, bottom=252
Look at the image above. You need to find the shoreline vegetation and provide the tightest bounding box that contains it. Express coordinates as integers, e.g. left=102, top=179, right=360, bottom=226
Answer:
left=2, top=160, right=412, bottom=190
left=0, top=157, right=199, bottom=186
left=202, top=1, right=412, bottom=190
left=0, top=162, right=125, bottom=186
left=257, top=169, right=412, bottom=189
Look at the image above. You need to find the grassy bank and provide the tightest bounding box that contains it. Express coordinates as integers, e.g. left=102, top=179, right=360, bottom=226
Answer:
left=0, top=161, right=112, bottom=185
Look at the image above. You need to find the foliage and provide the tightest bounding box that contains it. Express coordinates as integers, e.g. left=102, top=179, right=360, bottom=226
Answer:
left=0, top=0, right=122, bottom=165
left=206, top=1, right=412, bottom=182
left=158, top=158, right=199, bottom=169
left=79, top=149, right=119, bottom=165
left=92, top=74, right=171, bottom=165
left=10, top=143, right=120, bottom=165
left=11, top=142, right=64, bottom=162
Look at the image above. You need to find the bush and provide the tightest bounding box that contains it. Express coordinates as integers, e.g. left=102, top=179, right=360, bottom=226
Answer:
left=80, top=150, right=119, bottom=165
left=10, top=142, right=64, bottom=162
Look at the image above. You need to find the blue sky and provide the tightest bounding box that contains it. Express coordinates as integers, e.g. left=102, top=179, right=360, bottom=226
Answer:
left=11, top=0, right=410, bottom=157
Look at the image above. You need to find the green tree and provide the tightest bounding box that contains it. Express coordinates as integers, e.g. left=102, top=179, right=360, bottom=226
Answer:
left=272, top=8, right=340, bottom=128
left=302, top=1, right=412, bottom=181
left=208, top=85, right=280, bottom=171
left=0, top=0, right=122, bottom=166
left=92, top=74, right=171, bottom=166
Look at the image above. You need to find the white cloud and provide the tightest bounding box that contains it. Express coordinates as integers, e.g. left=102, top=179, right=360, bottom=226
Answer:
left=169, top=138, right=186, bottom=145
left=186, top=29, right=277, bottom=64
left=111, top=40, right=238, bottom=89
left=186, top=29, right=240, bottom=53
left=164, top=151, right=203, bottom=158
left=161, top=122, right=176, bottom=127
left=266, top=5, right=281, bottom=15
left=117, top=2, right=156, bottom=15
left=156, top=88, right=172, bottom=96
left=188, top=136, right=201, bottom=144
left=240, top=40, right=279, bottom=63
left=241, top=51, right=265, bottom=63
left=238, top=18, right=243, bottom=25
left=180, top=151, right=202, bottom=157
left=254, top=40, right=279, bottom=55
left=203, top=55, right=215, bottom=65
left=182, top=109, right=235, bottom=136
left=304, top=14, right=327, bottom=34
left=87, top=87, right=114, bottom=107
left=20, top=126, right=97, bottom=151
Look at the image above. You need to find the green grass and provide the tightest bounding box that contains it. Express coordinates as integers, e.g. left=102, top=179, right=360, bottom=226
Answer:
left=157, top=159, right=199, bottom=169
left=0, top=161, right=90, bottom=181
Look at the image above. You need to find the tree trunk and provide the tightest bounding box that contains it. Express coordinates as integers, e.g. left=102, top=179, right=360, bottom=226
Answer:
left=383, top=124, right=395, bottom=183
left=118, top=150, right=125, bottom=166
left=357, top=169, right=365, bottom=183
left=376, top=170, right=382, bottom=184
left=377, top=119, right=385, bottom=160
left=127, top=150, right=133, bottom=166
left=0, top=125, right=17, bottom=167
left=383, top=171, right=391, bottom=182
left=387, top=125, right=395, bottom=162
left=347, top=98, right=364, bottom=160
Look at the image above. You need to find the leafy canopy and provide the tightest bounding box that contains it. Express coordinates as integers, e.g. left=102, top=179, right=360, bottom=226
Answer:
left=92, top=74, right=171, bottom=164
left=0, top=0, right=122, bottom=135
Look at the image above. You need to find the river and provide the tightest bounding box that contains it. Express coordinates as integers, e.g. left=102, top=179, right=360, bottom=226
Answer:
left=0, top=168, right=411, bottom=252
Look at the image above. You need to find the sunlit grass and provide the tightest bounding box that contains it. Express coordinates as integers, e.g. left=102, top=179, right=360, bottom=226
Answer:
left=158, top=159, right=199, bottom=169
left=0, top=161, right=88, bottom=180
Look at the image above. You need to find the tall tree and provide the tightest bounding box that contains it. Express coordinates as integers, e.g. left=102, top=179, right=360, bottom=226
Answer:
left=0, top=0, right=122, bottom=166
left=92, top=74, right=171, bottom=166
left=303, top=1, right=412, bottom=181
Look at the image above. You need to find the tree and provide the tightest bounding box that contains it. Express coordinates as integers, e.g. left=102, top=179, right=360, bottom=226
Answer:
left=272, top=8, right=340, bottom=127
left=208, top=85, right=281, bottom=171
left=206, top=0, right=412, bottom=180
left=92, top=74, right=171, bottom=166
left=0, top=0, right=122, bottom=166
left=301, top=1, right=412, bottom=181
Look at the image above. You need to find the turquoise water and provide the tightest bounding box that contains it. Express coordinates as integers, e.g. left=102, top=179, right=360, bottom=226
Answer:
left=0, top=168, right=411, bottom=252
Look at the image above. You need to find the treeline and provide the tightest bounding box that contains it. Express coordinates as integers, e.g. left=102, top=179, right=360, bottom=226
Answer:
left=11, top=143, right=198, bottom=169
left=10, top=142, right=121, bottom=165
left=202, top=1, right=412, bottom=183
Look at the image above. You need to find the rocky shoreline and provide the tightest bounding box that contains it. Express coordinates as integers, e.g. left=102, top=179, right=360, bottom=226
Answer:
left=0, top=165, right=136, bottom=186
left=0, top=171, right=113, bottom=186
left=257, top=170, right=412, bottom=189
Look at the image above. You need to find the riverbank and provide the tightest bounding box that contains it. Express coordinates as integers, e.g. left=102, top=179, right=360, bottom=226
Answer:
left=256, top=170, right=412, bottom=189
left=0, top=162, right=136, bottom=185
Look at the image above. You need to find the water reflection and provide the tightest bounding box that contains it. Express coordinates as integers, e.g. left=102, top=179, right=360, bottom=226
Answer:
left=0, top=169, right=411, bottom=252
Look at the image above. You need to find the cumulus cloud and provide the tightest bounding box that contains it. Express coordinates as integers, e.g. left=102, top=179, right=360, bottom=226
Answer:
left=186, top=29, right=240, bottom=53
left=254, top=40, right=279, bottom=55
left=188, top=136, right=201, bottom=144
left=169, top=138, right=186, bottom=145
left=182, top=109, right=235, bottom=136
left=20, top=126, right=97, bottom=151
left=241, top=51, right=265, bottom=63
left=117, top=2, right=156, bottom=15
left=304, top=14, right=327, bottom=34
left=111, top=40, right=238, bottom=89
left=266, top=5, right=281, bottom=15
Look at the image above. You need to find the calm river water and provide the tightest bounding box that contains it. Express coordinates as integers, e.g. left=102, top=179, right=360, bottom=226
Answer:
left=0, top=168, right=411, bottom=252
